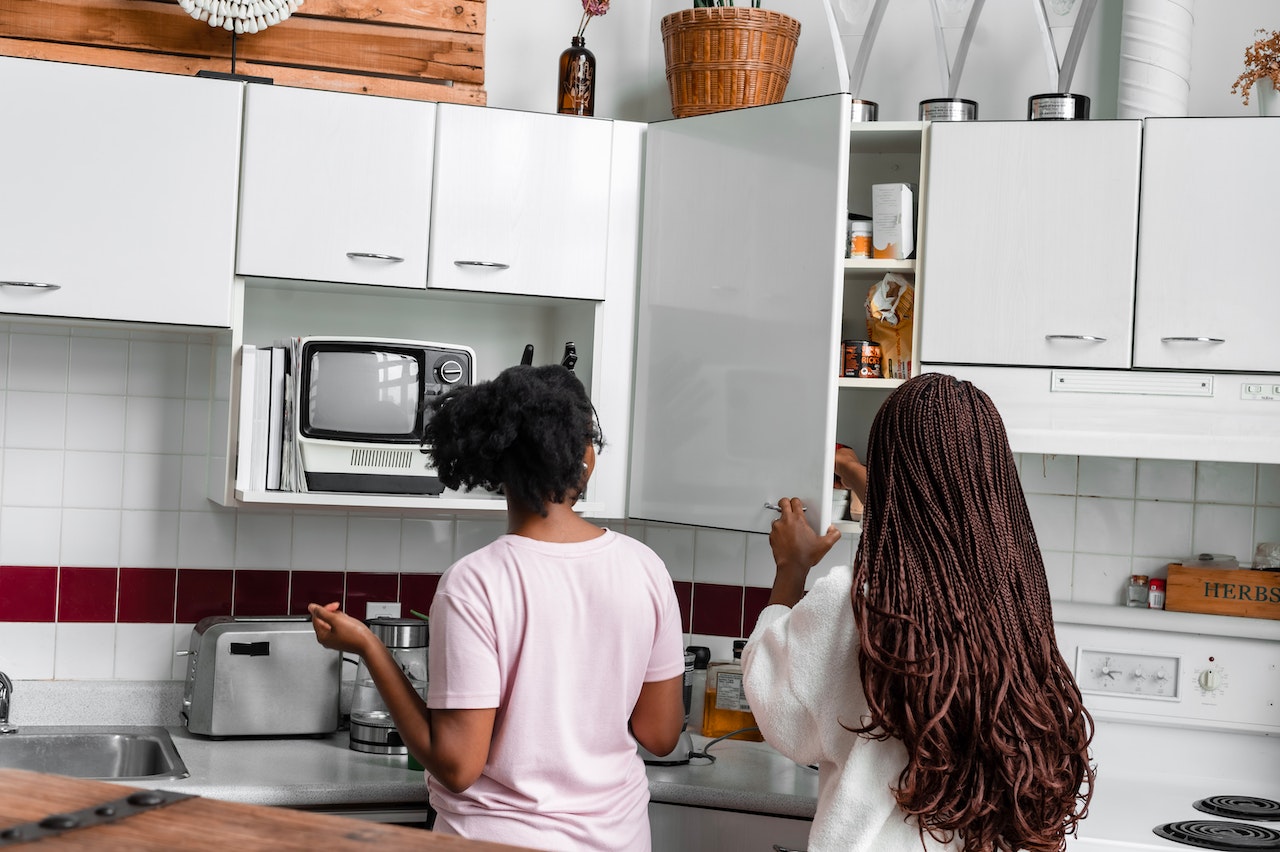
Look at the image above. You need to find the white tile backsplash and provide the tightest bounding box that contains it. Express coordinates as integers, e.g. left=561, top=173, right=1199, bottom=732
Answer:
left=0, top=622, right=56, bottom=679
left=127, top=340, right=190, bottom=399
left=4, top=331, right=1280, bottom=684
left=119, top=510, right=180, bottom=568
left=115, top=624, right=182, bottom=680
left=1191, top=503, right=1256, bottom=563
left=1019, top=453, right=1078, bottom=495
left=1196, top=461, right=1257, bottom=504
left=1074, top=497, right=1135, bottom=555
left=1078, top=457, right=1136, bottom=498
left=122, top=452, right=182, bottom=511
left=5, top=391, right=66, bottom=449
left=65, top=394, right=126, bottom=452
left=347, top=516, right=403, bottom=573
left=1024, top=493, right=1077, bottom=551
left=1132, top=499, right=1193, bottom=558
left=692, top=528, right=746, bottom=585
left=59, top=508, right=121, bottom=566
left=1136, top=458, right=1196, bottom=501
left=53, top=623, right=117, bottom=679
left=63, top=450, right=124, bottom=509
left=400, top=518, right=455, bottom=573
left=641, top=524, right=695, bottom=582
left=3, top=449, right=65, bottom=507
left=9, top=333, right=70, bottom=393
left=68, top=336, right=128, bottom=396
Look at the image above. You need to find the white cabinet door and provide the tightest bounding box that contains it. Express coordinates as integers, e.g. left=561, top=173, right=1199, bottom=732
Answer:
left=429, top=104, right=612, bottom=300
left=1134, top=118, right=1280, bottom=372
left=236, top=84, right=436, bottom=289
left=919, top=121, right=1142, bottom=368
left=0, top=58, right=241, bottom=327
left=630, top=95, right=849, bottom=534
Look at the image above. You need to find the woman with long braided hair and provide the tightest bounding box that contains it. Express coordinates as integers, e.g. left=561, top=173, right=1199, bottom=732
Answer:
left=742, top=372, right=1094, bottom=851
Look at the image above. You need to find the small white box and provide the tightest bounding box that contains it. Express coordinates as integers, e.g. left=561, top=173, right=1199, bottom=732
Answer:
left=871, top=183, right=917, bottom=260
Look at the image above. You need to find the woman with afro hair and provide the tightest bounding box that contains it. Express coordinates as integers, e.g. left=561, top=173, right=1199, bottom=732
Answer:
left=742, top=372, right=1094, bottom=851
left=311, top=365, right=686, bottom=851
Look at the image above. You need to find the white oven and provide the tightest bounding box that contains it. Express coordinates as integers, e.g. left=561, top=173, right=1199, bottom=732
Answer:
left=1054, top=604, right=1280, bottom=851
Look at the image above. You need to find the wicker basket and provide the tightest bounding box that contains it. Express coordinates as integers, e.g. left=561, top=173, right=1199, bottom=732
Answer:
left=661, top=8, right=802, bottom=118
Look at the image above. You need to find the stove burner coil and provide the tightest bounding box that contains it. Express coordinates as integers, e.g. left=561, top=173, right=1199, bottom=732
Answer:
left=1196, top=797, right=1280, bottom=822
left=1153, top=820, right=1280, bottom=850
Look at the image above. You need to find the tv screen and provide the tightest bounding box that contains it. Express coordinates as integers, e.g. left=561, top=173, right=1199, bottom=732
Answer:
left=305, top=347, right=422, bottom=439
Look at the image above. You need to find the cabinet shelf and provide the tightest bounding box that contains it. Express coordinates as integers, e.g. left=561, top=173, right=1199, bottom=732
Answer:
left=837, top=377, right=906, bottom=390
left=843, top=258, right=915, bottom=274
left=233, top=488, right=606, bottom=519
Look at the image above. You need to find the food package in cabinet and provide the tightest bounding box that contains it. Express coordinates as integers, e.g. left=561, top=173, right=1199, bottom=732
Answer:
left=865, top=273, right=914, bottom=380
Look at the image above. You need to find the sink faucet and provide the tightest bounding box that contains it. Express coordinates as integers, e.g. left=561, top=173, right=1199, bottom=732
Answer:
left=0, top=671, right=16, bottom=734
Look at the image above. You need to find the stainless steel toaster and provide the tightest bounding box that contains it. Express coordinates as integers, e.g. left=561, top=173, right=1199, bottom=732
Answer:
left=181, top=615, right=341, bottom=737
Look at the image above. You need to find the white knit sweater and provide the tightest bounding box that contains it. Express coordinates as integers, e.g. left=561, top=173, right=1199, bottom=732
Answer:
left=741, top=565, right=960, bottom=852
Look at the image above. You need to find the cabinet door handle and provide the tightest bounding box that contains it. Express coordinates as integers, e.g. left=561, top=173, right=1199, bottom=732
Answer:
left=0, top=280, right=61, bottom=291
left=345, top=252, right=405, bottom=262
left=1160, top=336, right=1225, bottom=344
left=453, top=260, right=511, bottom=270
left=1045, top=334, right=1107, bottom=342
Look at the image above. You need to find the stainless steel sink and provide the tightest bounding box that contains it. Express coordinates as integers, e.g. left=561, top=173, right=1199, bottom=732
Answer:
left=0, top=726, right=189, bottom=781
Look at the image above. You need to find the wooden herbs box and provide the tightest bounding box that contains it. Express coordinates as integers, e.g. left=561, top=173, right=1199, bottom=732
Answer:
left=0, top=0, right=485, bottom=104
left=1165, top=563, right=1280, bottom=621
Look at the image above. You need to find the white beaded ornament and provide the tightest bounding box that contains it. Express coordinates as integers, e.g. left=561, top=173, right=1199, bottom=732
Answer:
left=177, top=0, right=303, bottom=33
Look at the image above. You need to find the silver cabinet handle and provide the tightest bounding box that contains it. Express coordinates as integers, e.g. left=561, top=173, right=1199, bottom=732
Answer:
left=1160, top=336, right=1225, bottom=344
left=346, top=252, right=405, bottom=262
left=1045, top=334, right=1107, bottom=342
left=0, top=280, right=61, bottom=291
left=453, top=260, right=511, bottom=270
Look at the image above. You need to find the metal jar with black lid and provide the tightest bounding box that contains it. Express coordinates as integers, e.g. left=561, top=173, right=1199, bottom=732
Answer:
left=348, top=617, right=428, bottom=754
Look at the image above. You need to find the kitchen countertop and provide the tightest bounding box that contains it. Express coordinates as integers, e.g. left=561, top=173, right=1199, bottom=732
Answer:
left=130, top=727, right=819, bottom=821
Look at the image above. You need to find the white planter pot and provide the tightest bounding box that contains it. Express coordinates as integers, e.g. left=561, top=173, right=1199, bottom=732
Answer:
left=1257, top=77, right=1280, bottom=116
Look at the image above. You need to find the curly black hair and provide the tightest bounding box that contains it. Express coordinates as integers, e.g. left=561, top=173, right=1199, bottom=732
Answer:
left=422, top=364, right=604, bottom=516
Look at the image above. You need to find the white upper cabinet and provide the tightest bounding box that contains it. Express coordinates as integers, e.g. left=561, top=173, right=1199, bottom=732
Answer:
left=629, top=95, right=850, bottom=535
left=236, top=85, right=436, bottom=289
left=0, top=58, right=242, bottom=327
left=1134, top=118, right=1280, bottom=372
left=919, top=120, right=1142, bottom=368
left=428, top=104, right=612, bottom=300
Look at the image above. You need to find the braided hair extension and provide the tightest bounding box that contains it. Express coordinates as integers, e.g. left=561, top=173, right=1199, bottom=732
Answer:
left=422, top=365, right=604, bottom=516
left=849, top=373, right=1094, bottom=851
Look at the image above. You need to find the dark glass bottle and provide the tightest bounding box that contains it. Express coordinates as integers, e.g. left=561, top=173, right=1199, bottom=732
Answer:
left=557, top=35, right=596, bottom=116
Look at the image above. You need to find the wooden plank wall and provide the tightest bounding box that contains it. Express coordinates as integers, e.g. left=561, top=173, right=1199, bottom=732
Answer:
left=0, top=0, right=486, bottom=104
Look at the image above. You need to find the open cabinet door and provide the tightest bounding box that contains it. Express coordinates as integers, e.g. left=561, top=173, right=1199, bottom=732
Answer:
left=630, top=94, right=850, bottom=534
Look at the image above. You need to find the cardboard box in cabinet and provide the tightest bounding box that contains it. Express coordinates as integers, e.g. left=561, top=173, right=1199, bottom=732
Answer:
left=871, top=182, right=916, bottom=260
left=1164, top=564, right=1280, bottom=620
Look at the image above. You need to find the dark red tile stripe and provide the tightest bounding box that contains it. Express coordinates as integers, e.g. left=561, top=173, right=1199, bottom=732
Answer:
left=289, top=571, right=345, bottom=616
left=0, top=565, right=57, bottom=621
left=690, top=582, right=744, bottom=638
left=345, top=573, right=399, bottom=621
left=118, top=567, right=177, bottom=623
left=58, top=567, right=119, bottom=622
left=1, top=567, right=761, bottom=634
left=233, top=570, right=289, bottom=617
left=176, top=569, right=234, bottom=623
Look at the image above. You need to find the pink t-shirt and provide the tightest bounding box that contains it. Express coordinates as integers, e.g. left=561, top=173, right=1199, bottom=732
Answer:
left=426, top=529, right=685, bottom=851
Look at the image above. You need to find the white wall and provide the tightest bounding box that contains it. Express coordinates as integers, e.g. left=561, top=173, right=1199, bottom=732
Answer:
left=485, top=0, right=1279, bottom=121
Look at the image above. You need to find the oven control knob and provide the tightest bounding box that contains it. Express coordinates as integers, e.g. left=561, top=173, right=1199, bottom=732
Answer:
left=434, top=357, right=465, bottom=385
left=1198, top=668, right=1220, bottom=692
left=1133, top=665, right=1147, bottom=680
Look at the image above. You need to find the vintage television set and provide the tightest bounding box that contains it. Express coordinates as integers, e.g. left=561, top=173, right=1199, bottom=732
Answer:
left=295, top=336, right=475, bottom=495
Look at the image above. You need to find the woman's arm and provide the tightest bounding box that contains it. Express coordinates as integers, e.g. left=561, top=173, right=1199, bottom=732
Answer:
left=629, top=673, right=685, bottom=756
left=834, top=445, right=868, bottom=505
left=309, top=603, right=495, bottom=793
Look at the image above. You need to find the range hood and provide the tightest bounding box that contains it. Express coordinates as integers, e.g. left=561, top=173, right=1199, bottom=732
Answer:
left=925, top=365, right=1280, bottom=464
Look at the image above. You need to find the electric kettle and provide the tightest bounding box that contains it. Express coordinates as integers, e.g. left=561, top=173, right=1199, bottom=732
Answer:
left=349, top=617, right=428, bottom=754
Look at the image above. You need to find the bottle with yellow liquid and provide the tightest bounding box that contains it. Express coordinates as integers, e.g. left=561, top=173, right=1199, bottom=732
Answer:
left=701, top=639, right=763, bottom=742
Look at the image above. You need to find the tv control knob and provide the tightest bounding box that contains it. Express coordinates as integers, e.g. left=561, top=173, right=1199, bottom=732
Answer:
left=434, top=357, right=466, bottom=384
